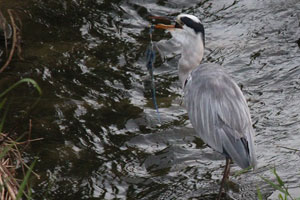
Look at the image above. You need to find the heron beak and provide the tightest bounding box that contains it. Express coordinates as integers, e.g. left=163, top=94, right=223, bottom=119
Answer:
left=149, top=15, right=178, bottom=30
left=154, top=24, right=175, bottom=30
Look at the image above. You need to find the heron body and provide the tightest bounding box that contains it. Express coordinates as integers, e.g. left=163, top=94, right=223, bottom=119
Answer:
left=184, top=63, right=257, bottom=169
left=154, top=13, right=257, bottom=198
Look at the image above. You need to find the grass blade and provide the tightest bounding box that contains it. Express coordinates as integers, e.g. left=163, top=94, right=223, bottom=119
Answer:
left=0, top=98, right=7, bottom=109
left=233, top=166, right=252, bottom=177
left=16, top=158, right=37, bottom=200
left=0, top=99, right=9, bottom=133
left=260, top=176, right=286, bottom=194
left=257, top=187, right=263, bottom=200
left=0, top=78, right=42, bottom=98
left=278, top=193, right=284, bottom=200
left=273, top=168, right=284, bottom=187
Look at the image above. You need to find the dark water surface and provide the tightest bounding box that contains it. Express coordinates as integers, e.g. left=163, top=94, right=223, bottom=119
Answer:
left=1, top=0, right=300, bottom=199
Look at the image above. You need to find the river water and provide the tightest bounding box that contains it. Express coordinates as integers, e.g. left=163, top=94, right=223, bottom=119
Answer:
left=1, top=0, right=300, bottom=199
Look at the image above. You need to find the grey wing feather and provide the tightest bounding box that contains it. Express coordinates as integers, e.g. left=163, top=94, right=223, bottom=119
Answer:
left=184, top=64, right=257, bottom=169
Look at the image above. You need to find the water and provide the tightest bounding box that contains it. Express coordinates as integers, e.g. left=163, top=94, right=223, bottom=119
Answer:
left=0, top=0, right=300, bottom=199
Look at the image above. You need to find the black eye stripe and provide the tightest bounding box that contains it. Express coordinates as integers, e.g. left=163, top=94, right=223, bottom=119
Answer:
left=180, top=16, right=204, bottom=34
left=180, top=16, right=205, bottom=45
left=175, top=21, right=182, bottom=28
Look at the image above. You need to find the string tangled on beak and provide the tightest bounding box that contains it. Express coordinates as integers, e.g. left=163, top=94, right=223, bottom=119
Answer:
left=146, top=25, right=161, bottom=124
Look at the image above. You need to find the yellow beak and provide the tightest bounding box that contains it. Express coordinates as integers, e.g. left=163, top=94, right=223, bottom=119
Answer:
left=154, top=24, right=175, bottom=30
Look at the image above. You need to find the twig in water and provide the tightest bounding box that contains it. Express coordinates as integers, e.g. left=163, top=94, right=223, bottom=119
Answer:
left=0, top=11, right=9, bottom=54
left=0, top=9, right=20, bottom=73
left=24, top=119, right=32, bottom=149
left=276, top=145, right=300, bottom=152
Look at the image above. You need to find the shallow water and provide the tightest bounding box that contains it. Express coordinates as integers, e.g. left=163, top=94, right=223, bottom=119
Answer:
left=1, top=0, right=300, bottom=199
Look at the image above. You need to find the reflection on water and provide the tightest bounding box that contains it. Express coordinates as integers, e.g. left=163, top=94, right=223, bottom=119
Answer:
left=1, top=0, right=300, bottom=199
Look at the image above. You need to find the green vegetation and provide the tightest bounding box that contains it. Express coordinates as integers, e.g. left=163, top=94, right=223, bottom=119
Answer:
left=0, top=78, right=41, bottom=199
left=1, top=8, right=42, bottom=199
left=258, top=168, right=300, bottom=200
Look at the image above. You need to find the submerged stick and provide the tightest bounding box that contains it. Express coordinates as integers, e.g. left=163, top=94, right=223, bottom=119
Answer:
left=0, top=9, right=17, bottom=73
left=276, top=145, right=300, bottom=152
left=0, top=11, right=9, bottom=54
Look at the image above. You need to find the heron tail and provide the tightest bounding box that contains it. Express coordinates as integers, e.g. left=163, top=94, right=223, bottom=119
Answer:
left=219, top=126, right=257, bottom=169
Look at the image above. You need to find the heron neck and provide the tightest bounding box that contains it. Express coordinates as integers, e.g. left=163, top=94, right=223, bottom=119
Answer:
left=178, top=34, right=204, bottom=87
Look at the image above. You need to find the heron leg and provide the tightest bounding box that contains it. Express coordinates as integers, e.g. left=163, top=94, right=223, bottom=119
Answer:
left=217, top=158, right=231, bottom=200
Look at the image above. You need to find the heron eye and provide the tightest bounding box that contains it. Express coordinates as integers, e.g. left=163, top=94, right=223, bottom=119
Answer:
left=175, top=21, right=182, bottom=29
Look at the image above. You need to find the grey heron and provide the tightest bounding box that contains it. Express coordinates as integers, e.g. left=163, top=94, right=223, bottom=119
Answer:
left=153, top=14, right=257, bottom=199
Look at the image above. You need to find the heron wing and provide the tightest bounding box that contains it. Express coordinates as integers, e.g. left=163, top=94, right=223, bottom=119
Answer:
left=184, top=64, right=257, bottom=168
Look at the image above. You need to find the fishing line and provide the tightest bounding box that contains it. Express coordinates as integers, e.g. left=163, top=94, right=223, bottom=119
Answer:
left=146, top=25, right=161, bottom=123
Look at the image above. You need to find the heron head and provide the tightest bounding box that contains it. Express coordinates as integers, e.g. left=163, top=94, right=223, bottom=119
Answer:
left=151, top=14, right=205, bottom=46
